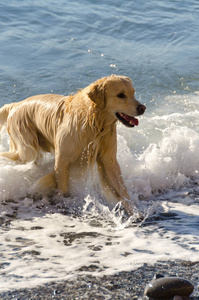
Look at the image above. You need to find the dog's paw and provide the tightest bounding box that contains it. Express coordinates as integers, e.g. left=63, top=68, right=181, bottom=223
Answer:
left=113, top=201, right=130, bottom=221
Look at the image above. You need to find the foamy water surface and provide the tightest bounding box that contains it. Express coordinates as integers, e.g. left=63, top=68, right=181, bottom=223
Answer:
left=1, top=91, right=199, bottom=291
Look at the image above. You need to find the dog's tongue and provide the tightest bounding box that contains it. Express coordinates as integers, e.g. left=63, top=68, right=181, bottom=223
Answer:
left=123, top=113, right=139, bottom=126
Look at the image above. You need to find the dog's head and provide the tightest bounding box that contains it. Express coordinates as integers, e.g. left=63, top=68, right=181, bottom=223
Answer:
left=87, top=75, right=146, bottom=127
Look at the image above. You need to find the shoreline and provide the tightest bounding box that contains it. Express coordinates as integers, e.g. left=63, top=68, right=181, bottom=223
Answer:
left=1, top=261, right=199, bottom=299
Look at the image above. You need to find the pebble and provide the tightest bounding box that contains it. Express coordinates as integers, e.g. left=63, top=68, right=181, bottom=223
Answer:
left=144, top=274, right=194, bottom=299
left=173, top=296, right=190, bottom=300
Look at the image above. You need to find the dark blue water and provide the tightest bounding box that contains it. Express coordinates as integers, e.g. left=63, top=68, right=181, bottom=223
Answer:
left=0, top=0, right=199, bottom=104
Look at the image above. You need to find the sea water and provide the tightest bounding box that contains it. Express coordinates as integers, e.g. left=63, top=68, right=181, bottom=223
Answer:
left=0, top=0, right=199, bottom=292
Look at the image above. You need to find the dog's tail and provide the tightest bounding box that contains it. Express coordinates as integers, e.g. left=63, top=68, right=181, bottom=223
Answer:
left=0, top=103, right=15, bottom=131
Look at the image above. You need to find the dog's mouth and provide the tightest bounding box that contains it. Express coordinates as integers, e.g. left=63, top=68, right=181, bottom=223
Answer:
left=116, top=112, right=139, bottom=127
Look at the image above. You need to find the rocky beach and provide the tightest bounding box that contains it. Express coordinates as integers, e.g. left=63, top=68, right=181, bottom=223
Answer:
left=1, top=261, right=199, bottom=299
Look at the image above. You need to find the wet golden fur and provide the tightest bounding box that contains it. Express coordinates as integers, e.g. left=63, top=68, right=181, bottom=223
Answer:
left=0, top=75, right=145, bottom=215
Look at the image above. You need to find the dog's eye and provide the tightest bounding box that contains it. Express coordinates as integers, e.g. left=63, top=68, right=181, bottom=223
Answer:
left=117, top=93, right=126, bottom=99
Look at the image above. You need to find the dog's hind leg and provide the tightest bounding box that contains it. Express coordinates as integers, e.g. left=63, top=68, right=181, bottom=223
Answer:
left=0, top=151, right=19, bottom=161
left=0, top=139, right=38, bottom=163
left=5, top=121, right=40, bottom=163
left=0, top=136, right=19, bottom=161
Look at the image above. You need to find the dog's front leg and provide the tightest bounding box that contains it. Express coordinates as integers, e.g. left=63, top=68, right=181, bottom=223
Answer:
left=54, top=139, right=81, bottom=196
left=97, top=156, right=134, bottom=216
left=54, top=156, right=70, bottom=196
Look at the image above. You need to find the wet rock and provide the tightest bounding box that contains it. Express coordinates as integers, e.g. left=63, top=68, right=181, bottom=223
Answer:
left=144, top=275, right=194, bottom=299
left=30, top=226, right=44, bottom=230
left=173, top=296, right=190, bottom=300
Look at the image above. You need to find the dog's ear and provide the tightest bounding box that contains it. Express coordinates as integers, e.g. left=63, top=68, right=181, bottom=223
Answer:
left=87, top=80, right=106, bottom=110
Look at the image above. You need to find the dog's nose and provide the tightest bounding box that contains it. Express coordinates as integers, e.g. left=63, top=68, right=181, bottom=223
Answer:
left=137, top=104, right=146, bottom=115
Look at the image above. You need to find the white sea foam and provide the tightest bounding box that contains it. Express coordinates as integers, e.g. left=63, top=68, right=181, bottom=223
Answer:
left=0, top=200, right=198, bottom=291
left=0, top=93, right=199, bottom=291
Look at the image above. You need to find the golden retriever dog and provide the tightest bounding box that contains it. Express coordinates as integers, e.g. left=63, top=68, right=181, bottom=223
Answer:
left=0, top=75, right=145, bottom=215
